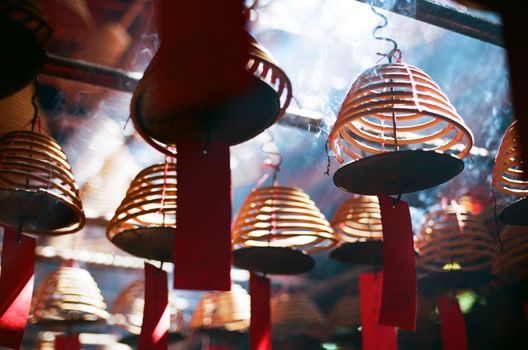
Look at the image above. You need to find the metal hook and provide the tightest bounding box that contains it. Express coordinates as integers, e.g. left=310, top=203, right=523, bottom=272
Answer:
left=392, top=191, right=402, bottom=207
left=30, top=79, right=40, bottom=132
left=370, top=4, right=399, bottom=63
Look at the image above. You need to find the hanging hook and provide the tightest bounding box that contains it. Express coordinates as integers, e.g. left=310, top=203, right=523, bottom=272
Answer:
left=30, top=78, right=40, bottom=132
left=370, top=4, right=399, bottom=63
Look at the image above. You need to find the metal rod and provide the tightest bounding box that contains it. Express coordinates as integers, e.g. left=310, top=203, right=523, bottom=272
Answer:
left=357, top=0, right=503, bottom=47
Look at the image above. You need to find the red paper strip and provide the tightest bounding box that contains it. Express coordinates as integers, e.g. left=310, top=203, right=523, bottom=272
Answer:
left=174, top=139, right=232, bottom=291
left=359, top=272, right=397, bottom=350
left=55, top=334, right=81, bottom=350
left=250, top=273, right=271, bottom=350
left=139, top=263, right=170, bottom=350
left=378, top=194, right=417, bottom=331
left=437, top=295, right=468, bottom=350
left=0, top=228, right=35, bottom=349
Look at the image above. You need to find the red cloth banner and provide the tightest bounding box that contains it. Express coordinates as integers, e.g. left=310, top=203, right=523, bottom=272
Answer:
left=249, top=273, right=271, bottom=350
left=359, top=272, right=397, bottom=350
left=378, top=194, right=417, bottom=331
left=139, top=263, right=170, bottom=350
left=55, top=334, right=81, bottom=350
left=174, top=139, right=232, bottom=291
left=0, top=228, right=35, bottom=349
left=437, top=295, right=468, bottom=350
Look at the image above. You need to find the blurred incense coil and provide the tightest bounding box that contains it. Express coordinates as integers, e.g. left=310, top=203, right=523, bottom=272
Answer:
left=190, top=284, right=250, bottom=333
left=271, top=292, right=329, bottom=341
left=0, top=130, right=85, bottom=234
left=328, top=294, right=360, bottom=333
left=492, top=225, right=528, bottom=284
left=493, top=121, right=527, bottom=196
left=416, top=202, right=496, bottom=273
left=111, top=280, right=185, bottom=335
left=232, top=186, right=336, bottom=253
left=107, top=162, right=176, bottom=261
left=331, top=195, right=382, bottom=242
left=30, top=261, right=109, bottom=326
left=329, top=62, right=473, bottom=162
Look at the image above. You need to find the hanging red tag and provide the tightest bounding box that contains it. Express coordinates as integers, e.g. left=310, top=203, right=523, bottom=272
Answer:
left=174, top=139, right=232, bottom=291
left=139, top=262, right=170, bottom=350
left=0, top=228, right=35, bottom=349
left=55, top=334, right=81, bottom=350
left=359, top=272, right=397, bottom=350
left=250, top=272, right=271, bottom=350
left=377, top=194, right=417, bottom=331
left=437, top=295, right=468, bottom=350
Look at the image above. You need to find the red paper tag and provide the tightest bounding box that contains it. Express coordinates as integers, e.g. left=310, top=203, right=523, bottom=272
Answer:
left=0, top=228, right=35, bottom=349
left=55, top=334, right=81, bottom=350
left=377, top=194, right=417, bottom=331
left=139, top=263, right=170, bottom=350
left=437, top=295, right=468, bottom=350
left=359, top=272, right=397, bottom=350
left=174, top=139, right=232, bottom=291
left=250, top=273, right=271, bottom=350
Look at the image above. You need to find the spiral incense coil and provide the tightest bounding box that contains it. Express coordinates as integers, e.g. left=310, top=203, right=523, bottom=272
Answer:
left=247, top=34, right=292, bottom=119
left=329, top=62, right=473, bottom=162
left=232, top=186, right=336, bottom=253
left=493, top=121, right=527, bottom=196
left=331, top=195, right=382, bottom=242
left=30, top=263, right=109, bottom=325
left=271, top=292, right=329, bottom=341
left=415, top=204, right=496, bottom=273
left=328, top=295, right=360, bottom=332
left=492, top=225, right=528, bottom=283
left=190, top=284, right=250, bottom=333
left=0, top=130, right=85, bottom=234
left=107, top=162, right=176, bottom=261
left=112, top=280, right=185, bottom=335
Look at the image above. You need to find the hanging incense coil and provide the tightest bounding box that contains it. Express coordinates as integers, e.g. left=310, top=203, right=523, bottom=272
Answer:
left=328, top=62, right=473, bottom=195
left=329, top=195, right=384, bottom=265
left=271, top=292, right=329, bottom=341
left=190, top=284, right=250, bottom=333
left=232, top=186, right=336, bottom=274
left=131, top=33, right=292, bottom=155
left=112, top=280, right=185, bottom=341
left=0, top=130, right=85, bottom=234
left=492, top=225, right=528, bottom=285
left=493, top=120, right=528, bottom=225
left=0, top=0, right=51, bottom=98
left=416, top=202, right=496, bottom=293
left=107, top=162, right=176, bottom=261
left=30, top=261, right=109, bottom=326
left=328, top=294, right=360, bottom=337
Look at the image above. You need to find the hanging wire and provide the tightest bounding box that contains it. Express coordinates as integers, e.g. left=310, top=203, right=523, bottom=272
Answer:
left=490, top=183, right=504, bottom=253
left=324, top=140, right=331, bottom=176
left=370, top=4, right=400, bottom=63
left=30, top=79, right=42, bottom=132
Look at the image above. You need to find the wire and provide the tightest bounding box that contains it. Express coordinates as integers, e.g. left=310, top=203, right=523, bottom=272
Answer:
left=490, top=183, right=504, bottom=253
left=30, top=79, right=40, bottom=132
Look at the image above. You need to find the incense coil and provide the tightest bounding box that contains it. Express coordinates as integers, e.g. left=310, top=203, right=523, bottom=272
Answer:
left=0, top=130, right=85, bottom=234
left=30, top=262, right=109, bottom=325
left=271, top=292, right=329, bottom=341
left=232, top=186, right=337, bottom=253
left=247, top=35, right=292, bottom=119
left=492, top=225, right=528, bottom=283
left=107, top=162, right=176, bottom=260
left=331, top=195, right=382, bottom=242
left=329, top=62, right=473, bottom=163
left=112, top=280, right=185, bottom=335
left=493, top=121, right=527, bottom=196
left=328, top=295, right=360, bottom=332
left=415, top=204, right=496, bottom=273
left=190, top=284, right=250, bottom=333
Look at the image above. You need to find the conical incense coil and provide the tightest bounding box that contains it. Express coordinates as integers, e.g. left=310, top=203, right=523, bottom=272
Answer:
left=232, top=186, right=336, bottom=253
left=271, top=292, right=329, bottom=341
left=492, top=225, right=528, bottom=284
left=190, top=284, right=250, bottom=333
left=331, top=195, right=382, bottom=242
left=329, top=62, right=473, bottom=162
left=0, top=130, right=85, bottom=234
left=112, top=280, right=185, bottom=335
left=328, top=294, right=360, bottom=332
left=30, top=262, right=109, bottom=325
left=493, top=121, right=527, bottom=196
left=415, top=203, right=496, bottom=273
left=107, top=162, right=176, bottom=261
left=0, top=0, right=51, bottom=98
